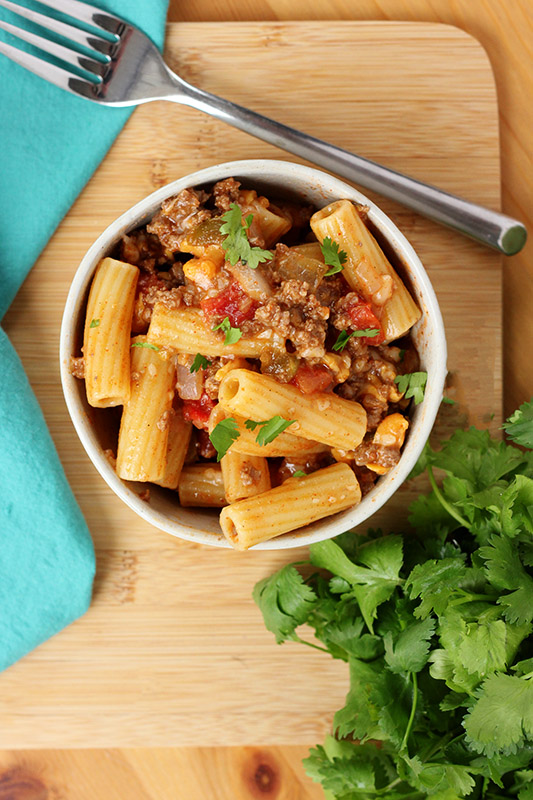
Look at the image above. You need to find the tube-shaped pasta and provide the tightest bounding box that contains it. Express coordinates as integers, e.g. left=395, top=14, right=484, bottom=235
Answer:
left=220, top=463, right=361, bottom=550
left=178, top=464, right=227, bottom=507
left=221, top=451, right=271, bottom=504
left=310, top=200, right=421, bottom=342
left=218, top=369, right=367, bottom=451
left=208, top=406, right=328, bottom=457
left=116, top=336, right=176, bottom=482
left=153, top=410, right=192, bottom=490
left=84, top=257, right=139, bottom=407
left=147, top=304, right=285, bottom=357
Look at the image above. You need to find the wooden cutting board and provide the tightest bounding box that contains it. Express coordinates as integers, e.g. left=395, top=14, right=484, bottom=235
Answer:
left=2, top=21, right=501, bottom=748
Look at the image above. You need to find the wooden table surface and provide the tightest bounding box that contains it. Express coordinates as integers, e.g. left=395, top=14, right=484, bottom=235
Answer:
left=0, top=1, right=531, bottom=798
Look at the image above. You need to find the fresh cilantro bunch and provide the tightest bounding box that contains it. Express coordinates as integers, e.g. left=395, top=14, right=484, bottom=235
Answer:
left=254, top=400, right=533, bottom=800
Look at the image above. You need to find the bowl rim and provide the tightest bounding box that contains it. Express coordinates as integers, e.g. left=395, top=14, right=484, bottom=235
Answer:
left=60, top=158, right=447, bottom=550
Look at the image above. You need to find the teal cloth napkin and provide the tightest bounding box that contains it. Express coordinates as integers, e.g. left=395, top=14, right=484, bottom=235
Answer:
left=0, top=0, right=168, bottom=671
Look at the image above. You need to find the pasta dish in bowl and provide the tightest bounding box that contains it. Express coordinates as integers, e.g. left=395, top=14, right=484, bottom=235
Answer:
left=60, top=160, right=446, bottom=550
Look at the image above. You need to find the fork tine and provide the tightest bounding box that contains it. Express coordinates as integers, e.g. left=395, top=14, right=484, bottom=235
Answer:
left=0, top=35, right=90, bottom=93
left=0, top=0, right=115, bottom=56
left=0, top=16, right=106, bottom=76
left=28, top=0, right=124, bottom=35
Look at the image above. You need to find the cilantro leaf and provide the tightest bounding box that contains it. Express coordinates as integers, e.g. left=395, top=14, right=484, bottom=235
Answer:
left=463, top=673, right=533, bottom=756
left=190, top=353, right=211, bottom=373
left=405, top=557, right=468, bottom=618
left=384, top=617, right=436, bottom=674
left=219, top=203, right=273, bottom=269
left=244, top=416, right=295, bottom=446
left=252, top=565, right=317, bottom=643
left=89, top=318, right=100, bottom=328
left=479, top=535, right=533, bottom=624
left=503, top=399, right=533, bottom=449
left=394, top=371, right=428, bottom=405
left=208, top=417, right=240, bottom=461
left=292, top=470, right=307, bottom=478
left=131, top=341, right=160, bottom=351
left=442, top=397, right=457, bottom=405
left=320, top=236, right=348, bottom=276
left=332, top=328, right=380, bottom=351
left=310, top=537, right=403, bottom=632
left=212, top=316, right=242, bottom=345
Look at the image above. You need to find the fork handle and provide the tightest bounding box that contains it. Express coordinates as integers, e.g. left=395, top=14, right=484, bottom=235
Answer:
left=169, top=77, right=526, bottom=255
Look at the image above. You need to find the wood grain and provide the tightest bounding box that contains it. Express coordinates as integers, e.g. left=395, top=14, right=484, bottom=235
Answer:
left=0, top=746, right=324, bottom=799
left=1, top=21, right=501, bottom=753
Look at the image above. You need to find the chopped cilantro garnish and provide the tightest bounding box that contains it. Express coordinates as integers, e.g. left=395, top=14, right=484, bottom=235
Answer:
left=208, top=417, right=240, bottom=461
left=212, top=316, right=242, bottom=346
left=190, top=353, right=211, bottom=373
left=442, top=397, right=457, bottom=406
left=395, top=371, right=428, bottom=405
left=292, top=470, right=307, bottom=478
left=333, top=328, right=380, bottom=351
left=320, top=236, right=347, bottom=276
left=219, top=203, right=273, bottom=269
left=89, top=318, right=100, bottom=328
left=131, top=341, right=160, bottom=351
left=245, top=416, right=295, bottom=446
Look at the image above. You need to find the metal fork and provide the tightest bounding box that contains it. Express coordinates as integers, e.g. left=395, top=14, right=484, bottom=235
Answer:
left=0, top=0, right=526, bottom=255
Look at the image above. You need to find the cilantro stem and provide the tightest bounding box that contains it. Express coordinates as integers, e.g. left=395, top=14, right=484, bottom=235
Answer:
left=292, top=635, right=331, bottom=655
left=400, top=671, right=418, bottom=752
left=427, top=465, right=470, bottom=530
left=448, top=592, right=498, bottom=608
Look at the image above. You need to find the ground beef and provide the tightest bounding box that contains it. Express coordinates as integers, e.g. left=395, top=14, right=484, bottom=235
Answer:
left=354, top=465, right=378, bottom=496
left=69, top=356, right=85, bottom=379
left=196, top=430, right=216, bottom=460
left=336, top=348, right=400, bottom=429
left=132, top=273, right=188, bottom=333
left=147, top=188, right=212, bottom=252
left=251, top=279, right=329, bottom=359
left=213, top=177, right=241, bottom=212
left=331, top=291, right=363, bottom=331
left=353, top=442, right=401, bottom=469
left=315, top=274, right=347, bottom=309
left=275, top=453, right=333, bottom=484
left=118, top=229, right=170, bottom=272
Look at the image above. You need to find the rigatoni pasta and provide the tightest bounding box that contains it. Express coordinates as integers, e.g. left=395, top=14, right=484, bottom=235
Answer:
left=218, top=369, right=367, bottom=451
left=310, top=200, right=421, bottom=342
left=83, top=257, right=139, bottom=407
left=179, top=464, right=227, bottom=507
left=73, top=176, right=422, bottom=548
left=220, top=463, right=361, bottom=550
left=221, top=451, right=271, bottom=504
left=116, top=336, right=176, bottom=483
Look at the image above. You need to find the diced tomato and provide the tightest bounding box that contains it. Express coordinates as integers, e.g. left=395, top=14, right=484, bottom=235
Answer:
left=291, top=363, right=334, bottom=394
left=200, top=282, right=257, bottom=327
left=182, top=394, right=216, bottom=429
left=347, top=297, right=385, bottom=345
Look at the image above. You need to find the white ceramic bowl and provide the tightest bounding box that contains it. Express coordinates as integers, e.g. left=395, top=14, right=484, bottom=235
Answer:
left=60, top=159, right=447, bottom=550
